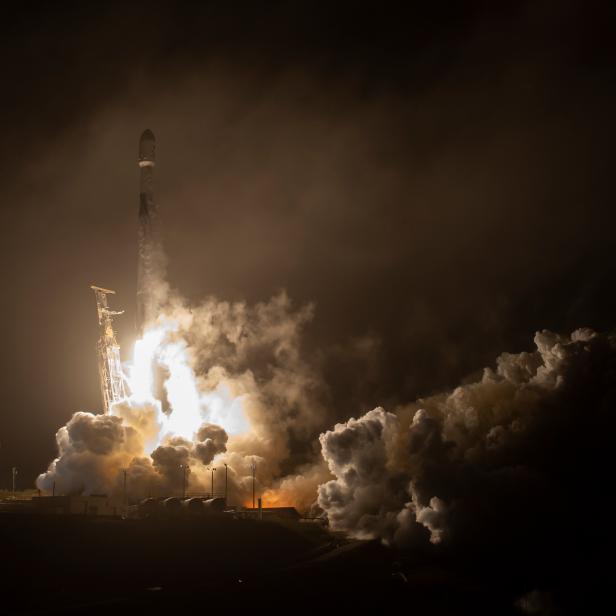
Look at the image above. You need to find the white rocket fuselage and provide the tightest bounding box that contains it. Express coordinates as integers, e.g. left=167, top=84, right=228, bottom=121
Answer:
left=137, top=129, right=163, bottom=332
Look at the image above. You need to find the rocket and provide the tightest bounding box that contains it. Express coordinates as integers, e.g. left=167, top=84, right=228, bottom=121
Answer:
left=136, top=129, right=164, bottom=332
left=136, top=129, right=171, bottom=409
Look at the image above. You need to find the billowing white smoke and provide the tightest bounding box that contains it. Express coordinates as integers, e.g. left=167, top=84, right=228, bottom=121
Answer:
left=318, top=328, right=616, bottom=548
left=37, top=290, right=331, bottom=506
left=36, top=412, right=144, bottom=495
left=38, top=276, right=614, bottom=543
left=35, top=405, right=229, bottom=499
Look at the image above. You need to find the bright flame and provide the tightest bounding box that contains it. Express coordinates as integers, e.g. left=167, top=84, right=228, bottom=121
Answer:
left=158, top=338, right=202, bottom=439
left=124, top=317, right=249, bottom=446
left=201, top=384, right=249, bottom=436
left=128, top=328, right=165, bottom=401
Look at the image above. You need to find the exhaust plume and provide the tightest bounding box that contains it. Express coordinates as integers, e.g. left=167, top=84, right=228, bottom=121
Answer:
left=37, top=288, right=331, bottom=506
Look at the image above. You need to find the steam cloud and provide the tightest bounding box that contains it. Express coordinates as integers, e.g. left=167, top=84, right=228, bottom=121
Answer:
left=39, top=292, right=615, bottom=575
left=37, top=210, right=615, bottom=557
left=318, top=328, right=615, bottom=550
left=37, top=289, right=332, bottom=506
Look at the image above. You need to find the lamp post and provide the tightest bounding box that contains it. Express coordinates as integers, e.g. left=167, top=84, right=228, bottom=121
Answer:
left=224, top=463, right=228, bottom=505
left=251, top=460, right=256, bottom=511
left=11, top=467, right=17, bottom=497
left=180, top=464, right=188, bottom=499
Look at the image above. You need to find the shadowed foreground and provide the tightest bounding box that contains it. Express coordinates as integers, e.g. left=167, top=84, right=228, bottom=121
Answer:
left=0, top=513, right=607, bottom=615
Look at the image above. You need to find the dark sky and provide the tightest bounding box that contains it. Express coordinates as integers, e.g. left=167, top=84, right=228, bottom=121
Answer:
left=0, top=0, right=615, bottom=487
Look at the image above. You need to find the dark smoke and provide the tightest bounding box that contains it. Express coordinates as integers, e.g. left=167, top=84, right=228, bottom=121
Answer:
left=194, top=423, right=228, bottom=465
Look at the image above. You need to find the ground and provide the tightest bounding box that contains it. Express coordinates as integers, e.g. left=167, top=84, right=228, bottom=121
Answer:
left=0, top=511, right=606, bottom=614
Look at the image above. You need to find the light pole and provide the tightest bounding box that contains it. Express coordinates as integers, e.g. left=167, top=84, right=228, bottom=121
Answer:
left=251, top=459, right=256, bottom=511
left=224, top=463, right=228, bottom=505
left=180, top=464, right=188, bottom=499
left=11, top=467, right=17, bottom=497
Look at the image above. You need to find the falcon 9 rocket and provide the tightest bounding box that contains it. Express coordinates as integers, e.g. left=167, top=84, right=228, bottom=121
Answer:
left=136, top=129, right=165, bottom=332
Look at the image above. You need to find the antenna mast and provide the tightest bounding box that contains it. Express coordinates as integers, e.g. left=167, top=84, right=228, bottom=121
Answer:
left=91, top=285, right=127, bottom=413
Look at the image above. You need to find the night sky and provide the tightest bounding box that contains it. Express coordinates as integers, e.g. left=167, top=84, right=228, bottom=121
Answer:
left=0, top=0, right=615, bottom=488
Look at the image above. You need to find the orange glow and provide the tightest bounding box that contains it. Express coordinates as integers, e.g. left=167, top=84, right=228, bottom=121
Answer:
left=241, top=496, right=297, bottom=509
left=257, top=489, right=297, bottom=509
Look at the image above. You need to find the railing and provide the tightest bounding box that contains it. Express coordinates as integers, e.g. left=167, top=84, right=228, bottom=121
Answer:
left=184, top=492, right=226, bottom=500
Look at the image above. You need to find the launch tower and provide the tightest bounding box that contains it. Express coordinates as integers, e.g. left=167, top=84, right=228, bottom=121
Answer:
left=91, top=285, right=127, bottom=413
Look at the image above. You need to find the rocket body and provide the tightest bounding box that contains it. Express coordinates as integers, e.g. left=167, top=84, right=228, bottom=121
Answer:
left=137, top=129, right=165, bottom=332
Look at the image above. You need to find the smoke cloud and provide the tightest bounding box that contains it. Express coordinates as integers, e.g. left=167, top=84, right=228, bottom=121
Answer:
left=38, top=281, right=616, bottom=564
left=194, top=423, right=228, bottom=465
left=37, top=288, right=332, bottom=507
left=318, top=328, right=616, bottom=551
left=36, top=412, right=143, bottom=495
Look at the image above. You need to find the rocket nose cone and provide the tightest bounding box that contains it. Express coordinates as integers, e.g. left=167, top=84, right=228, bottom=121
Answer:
left=139, top=129, right=156, bottom=164
left=140, top=129, right=155, bottom=143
